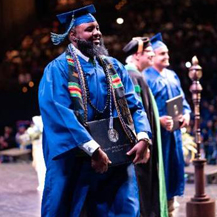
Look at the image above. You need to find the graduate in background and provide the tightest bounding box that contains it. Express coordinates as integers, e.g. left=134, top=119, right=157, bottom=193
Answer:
left=18, top=116, right=46, bottom=192
left=123, top=37, right=168, bottom=217
left=144, top=33, right=191, bottom=217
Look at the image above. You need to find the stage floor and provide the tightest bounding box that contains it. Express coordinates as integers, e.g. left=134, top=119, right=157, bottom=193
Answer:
left=0, top=162, right=217, bottom=217
left=0, top=162, right=41, bottom=217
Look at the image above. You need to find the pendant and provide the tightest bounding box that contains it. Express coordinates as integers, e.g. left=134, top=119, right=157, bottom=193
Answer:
left=108, top=128, right=119, bottom=142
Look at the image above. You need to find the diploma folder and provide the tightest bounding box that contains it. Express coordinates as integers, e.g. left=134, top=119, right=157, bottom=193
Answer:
left=166, top=95, right=183, bottom=131
left=87, top=118, right=134, bottom=166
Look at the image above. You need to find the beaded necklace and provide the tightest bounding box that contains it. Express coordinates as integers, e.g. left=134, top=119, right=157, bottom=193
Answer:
left=82, top=57, right=112, bottom=115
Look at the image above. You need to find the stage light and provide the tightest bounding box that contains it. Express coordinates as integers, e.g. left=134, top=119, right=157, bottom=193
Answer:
left=185, top=61, right=191, bottom=68
left=116, top=18, right=124, bottom=24
left=22, top=87, right=28, bottom=93
left=29, top=81, right=34, bottom=88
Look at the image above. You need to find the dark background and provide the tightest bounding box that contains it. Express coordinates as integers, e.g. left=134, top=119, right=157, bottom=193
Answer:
left=0, top=0, right=217, bottom=133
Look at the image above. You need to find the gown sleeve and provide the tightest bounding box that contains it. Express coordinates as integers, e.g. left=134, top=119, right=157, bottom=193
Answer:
left=39, top=58, right=93, bottom=160
left=174, top=74, right=191, bottom=114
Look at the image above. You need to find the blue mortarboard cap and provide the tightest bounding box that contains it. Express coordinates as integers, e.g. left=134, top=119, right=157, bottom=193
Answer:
left=51, top=4, right=96, bottom=45
left=150, top=33, right=166, bottom=50
left=57, top=4, right=96, bottom=28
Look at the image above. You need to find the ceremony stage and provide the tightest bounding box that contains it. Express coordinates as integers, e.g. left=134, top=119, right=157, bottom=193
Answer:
left=0, top=162, right=216, bottom=217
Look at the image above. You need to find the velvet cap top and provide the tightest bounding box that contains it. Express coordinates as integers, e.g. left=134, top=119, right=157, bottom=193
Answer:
left=123, top=37, right=151, bottom=56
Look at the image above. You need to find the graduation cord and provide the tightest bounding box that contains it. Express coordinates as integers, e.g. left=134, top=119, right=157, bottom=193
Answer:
left=82, top=58, right=112, bottom=115
left=67, top=44, right=136, bottom=143
left=68, top=44, right=88, bottom=123
left=98, top=56, right=137, bottom=144
left=68, top=44, right=112, bottom=122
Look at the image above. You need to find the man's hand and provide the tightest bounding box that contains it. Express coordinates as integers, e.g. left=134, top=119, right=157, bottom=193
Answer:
left=126, top=140, right=150, bottom=164
left=160, top=115, right=174, bottom=131
left=179, top=113, right=190, bottom=128
left=91, top=148, right=112, bottom=173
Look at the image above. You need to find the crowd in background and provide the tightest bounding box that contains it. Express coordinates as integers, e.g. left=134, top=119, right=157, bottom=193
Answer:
left=1, top=0, right=217, bottom=164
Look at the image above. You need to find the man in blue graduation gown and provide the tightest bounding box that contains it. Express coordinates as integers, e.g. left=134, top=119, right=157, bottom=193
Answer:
left=143, top=33, right=191, bottom=217
left=38, top=4, right=152, bottom=217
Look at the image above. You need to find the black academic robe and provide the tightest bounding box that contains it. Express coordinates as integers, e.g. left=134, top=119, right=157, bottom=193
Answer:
left=126, top=66, right=160, bottom=217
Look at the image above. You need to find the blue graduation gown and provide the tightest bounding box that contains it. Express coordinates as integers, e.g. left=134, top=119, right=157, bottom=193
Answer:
left=39, top=50, right=151, bottom=217
left=144, top=67, right=191, bottom=200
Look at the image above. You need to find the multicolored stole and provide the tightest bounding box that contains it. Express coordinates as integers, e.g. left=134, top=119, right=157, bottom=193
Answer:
left=66, top=44, right=137, bottom=144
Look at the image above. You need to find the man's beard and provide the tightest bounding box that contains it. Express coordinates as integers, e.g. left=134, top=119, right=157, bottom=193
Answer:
left=77, top=38, right=109, bottom=59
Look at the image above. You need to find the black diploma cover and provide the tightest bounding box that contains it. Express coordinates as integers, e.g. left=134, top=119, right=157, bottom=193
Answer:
left=166, top=95, right=183, bottom=131
left=87, top=118, right=134, bottom=166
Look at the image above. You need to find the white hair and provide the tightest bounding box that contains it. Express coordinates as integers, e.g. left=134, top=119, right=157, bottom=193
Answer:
left=125, top=55, right=133, bottom=64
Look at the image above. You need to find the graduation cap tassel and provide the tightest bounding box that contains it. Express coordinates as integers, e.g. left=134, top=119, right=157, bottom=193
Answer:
left=50, top=15, right=75, bottom=45
left=50, top=32, right=65, bottom=45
